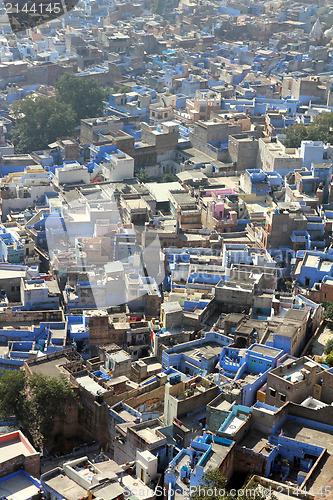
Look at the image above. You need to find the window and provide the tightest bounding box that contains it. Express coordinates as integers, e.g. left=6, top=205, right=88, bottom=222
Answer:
left=269, top=388, right=276, bottom=398
left=280, top=393, right=286, bottom=402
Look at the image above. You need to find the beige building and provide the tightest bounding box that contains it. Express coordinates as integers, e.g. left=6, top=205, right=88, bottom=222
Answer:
left=258, top=137, right=302, bottom=175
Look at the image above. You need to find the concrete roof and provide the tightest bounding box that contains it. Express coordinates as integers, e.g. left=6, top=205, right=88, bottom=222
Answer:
left=28, top=355, right=70, bottom=379
left=284, top=308, right=308, bottom=322
left=145, top=181, right=183, bottom=203
left=0, top=473, right=40, bottom=500
left=75, top=374, right=107, bottom=396
left=162, top=301, right=182, bottom=313
left=0, top=432, right=37, bottom=463
left=92, top=481, right=124, bottom=500
left=43, top=472, right=86, bottom=500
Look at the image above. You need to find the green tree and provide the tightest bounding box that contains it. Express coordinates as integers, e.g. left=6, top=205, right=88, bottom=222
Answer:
left=137, top=169, right=152, bottom=183
left=282, top=123, right=308, bottom=148
left=28, top=373, right=79, bottom=445
left=117, top=85, right=131, bottom=94
left=10, top=95, right=76, bottom=153
left=283, top=113, right=333, bottom=148
left=0, top=370, right=79, bottom=449
left=162, top=173, right=177, bottom=182
left=0, top=369, right=30, bottom=426
left=104, top=86, right=115, bottom=99
left=306, top=112, right=333, bottom=144
left=190, top=470, right=276, bottom=500
left=324, top=302, right=333, bottom=321
left=325, top=352, right=333, bottom=367
left=105, top=86, right=131, bottom=97
left=191, top=469, right=230, bottom=500
left=55, top=73, right=105, bottom=122
left=324, top=338, right=333, bottom=355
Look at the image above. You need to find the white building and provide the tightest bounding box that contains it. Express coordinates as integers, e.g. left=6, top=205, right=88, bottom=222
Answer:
left=102, top=151, right=134, bottom=182
left=55, top=163, right=90, bottom=185
left=136, top=450, right=158, bottom=485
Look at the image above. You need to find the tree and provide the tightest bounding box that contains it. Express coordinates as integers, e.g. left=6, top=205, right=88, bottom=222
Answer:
left=117, top=85, right=131, bottom=94
left=55, top=73, right=105, bottom=122
left=0, top=370, right=79, bottom=449
left=105, top=86, right=131, bottom=97
left=191, top=469, right=229, bottom=500
left=28, top=373, right=79, bottom=445
left=137, top=169, right=152, bottom=183
left=190, top=469, right=277, bottom=500
left=325, top=352, right=333, bottom=367
left=324, top=302, right=333, bottom=321
left=283, top=113, right=333, bottom=148
left=0, top=369, right=29, bottom=425
left=324, top=338, right=333, bottom=355
left=282, top=123, right=308, bottom=148
left=162, top=173, right=177, bottom=182
left=10, top=95, right=76, bottom=153
left=306, top=112, right=333, bottom=144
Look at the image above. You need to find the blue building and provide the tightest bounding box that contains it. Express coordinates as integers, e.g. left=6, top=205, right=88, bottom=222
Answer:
left=241, top=169, right=283, bottom=196
left=264, top=434, right=325, bottom=485
left=0, top=471, right=41, bottom=497
left=0, top=322, right=66, bottom=370
left=164, top=434, right=233, bottom=497
left=219, top=344, right=283, bottom=405
left=0, top=226, right=25, bottom=263
left=222, top=97, right=298, bottom=116
left=295, top=249, right=333, bottom=289
left=162, top=331, right=233, bottom=375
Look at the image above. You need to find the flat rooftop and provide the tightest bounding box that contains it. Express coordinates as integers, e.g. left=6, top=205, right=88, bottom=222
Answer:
left=134, top=422, right=164, bottom=444
left=0, top=472, right=40, bottom=500
left=202, top=441, right=230, bottom=469
left=76, top=374, right=107, bottom=396
left=251, top=345, right=281, bottom=357
left=43, top=472, right=86, bottom=500
left=145, top=182, right=183, bottom=203
left=122, top=474, right=155, bottom=500
left=239, top=428, right=270, bottom=453
left=28, top=355, right=70, bottom=379
left=183, top=342, right=222, bottom=360
left=0, top=431, right=37, bottom=463
left=281, top=419, right=333, bottom=491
